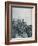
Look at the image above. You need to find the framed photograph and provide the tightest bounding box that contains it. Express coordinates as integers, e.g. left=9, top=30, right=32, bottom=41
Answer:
left=5, top=1, right=37, bottom=45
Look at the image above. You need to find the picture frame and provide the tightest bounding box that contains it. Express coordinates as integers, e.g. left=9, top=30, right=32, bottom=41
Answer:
left=5, top=1, right=37, bottom=45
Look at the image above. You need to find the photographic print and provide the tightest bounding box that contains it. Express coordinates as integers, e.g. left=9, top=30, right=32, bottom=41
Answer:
left=5, top=1, right=37, bottom=45
left=11, top=7, right=32, bottom=38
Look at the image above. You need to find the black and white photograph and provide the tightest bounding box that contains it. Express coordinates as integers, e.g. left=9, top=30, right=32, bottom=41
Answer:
left=11, top=7, right=32, bottom=38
